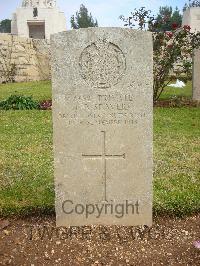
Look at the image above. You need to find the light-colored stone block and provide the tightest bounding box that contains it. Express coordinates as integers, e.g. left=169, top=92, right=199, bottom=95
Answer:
left=193, top=49, right=200, bottom=101
left=11, top=0, right=66, bottom=39
left=0, top=34, right=51, bottom=83
left=182, top=7, right=200, bottom=32
left=51, top=28, right=153, bottom=227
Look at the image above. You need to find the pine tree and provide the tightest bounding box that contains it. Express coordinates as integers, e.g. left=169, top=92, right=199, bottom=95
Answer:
left=70, top=4, right=98, bottom=29
left=155, top=6, right=182, bottom=31
left=0, top=19, right=11, bottom=33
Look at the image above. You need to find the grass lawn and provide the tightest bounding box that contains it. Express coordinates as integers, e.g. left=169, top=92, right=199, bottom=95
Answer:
left=0, top=80, right=51, bottom=102
left=160, top=81, right=192, bottom=100
left=0, top=80, right=193, bottom=102
left=0, top=81, right=199, bottom=217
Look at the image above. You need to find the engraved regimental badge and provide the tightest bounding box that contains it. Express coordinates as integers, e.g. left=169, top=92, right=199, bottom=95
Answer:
left=79, top=39, right=126, bottom=89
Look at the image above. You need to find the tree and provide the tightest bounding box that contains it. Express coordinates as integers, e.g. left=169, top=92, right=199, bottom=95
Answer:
left=120, top=7, right=200, bottom=101
left=155, top=6, right=182, bottom=32
left=0, top=19, right=11, bottom=33
left=70, top=4, right=98, bottom=29
left=171, top=7, right=182, bottom=28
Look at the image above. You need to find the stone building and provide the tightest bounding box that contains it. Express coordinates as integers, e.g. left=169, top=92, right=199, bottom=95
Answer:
left=11, top=0, right=66, bottom=39
left=182, top=7, right=200, bottom=32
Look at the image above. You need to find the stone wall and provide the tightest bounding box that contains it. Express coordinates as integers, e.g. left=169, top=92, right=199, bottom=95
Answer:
left=0, top=34, right=51, bottom=83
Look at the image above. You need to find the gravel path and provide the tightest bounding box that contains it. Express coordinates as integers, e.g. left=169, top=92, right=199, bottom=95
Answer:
left=0, top=214, right=200, bottom=265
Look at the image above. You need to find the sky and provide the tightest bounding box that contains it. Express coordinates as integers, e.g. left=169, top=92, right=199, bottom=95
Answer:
left=0, top=0, right=186, bottom=27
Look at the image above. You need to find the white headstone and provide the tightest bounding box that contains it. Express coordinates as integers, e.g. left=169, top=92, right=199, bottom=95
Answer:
left=183, top=7, right=200, bottom=102
left=51, top=28, right=153, bottom=226
left=193, top=49, right=200, bottom=101
left=182, top=7, right=200, bottom=32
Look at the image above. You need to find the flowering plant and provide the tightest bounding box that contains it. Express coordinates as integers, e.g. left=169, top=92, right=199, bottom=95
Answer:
left=120, top=7, right=200, bottom=101
left=40, top=100, right=52, bottom=110
left=193, top=240, right=200, bottom=249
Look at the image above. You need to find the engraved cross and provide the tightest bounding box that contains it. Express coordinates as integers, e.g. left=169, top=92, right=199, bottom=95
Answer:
left=82, top=131, right=126, bottom=202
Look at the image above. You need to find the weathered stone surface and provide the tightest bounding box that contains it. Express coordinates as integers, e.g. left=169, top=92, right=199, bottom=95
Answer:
left=0, top=34, right=51, bottom=83
left=182, top=7, right=200, bottom=32
left=193, top=49, right=200, bottom=101
left=51, top=28, right=153, bottom=226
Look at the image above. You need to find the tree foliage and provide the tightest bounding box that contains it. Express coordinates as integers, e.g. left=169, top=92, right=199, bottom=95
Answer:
left=70, top=4, right=98, bottom=29
left=0, top=19, right=11, bottom=33
left=155, top=6, right=182, bottom=31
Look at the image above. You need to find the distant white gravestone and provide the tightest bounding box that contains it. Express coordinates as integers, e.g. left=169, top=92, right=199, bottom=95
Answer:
left=182, top=7, right=200, bottom=33
left=51, top=28, right=153, bottom=226
left=193, top=49, right=200, bottom=102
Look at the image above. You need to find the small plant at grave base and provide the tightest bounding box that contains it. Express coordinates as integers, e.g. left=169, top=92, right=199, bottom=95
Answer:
left=167, top=95, right=185, bottom=107
left=40, top=100, right=52, bottom=110
left=120, top=7, right=200, bottom=102
left=0, top=95, right=40, bottom=110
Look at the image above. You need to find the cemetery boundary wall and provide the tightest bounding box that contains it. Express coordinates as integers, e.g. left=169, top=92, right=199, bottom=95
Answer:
left=0, top=34, right=51, bottom=83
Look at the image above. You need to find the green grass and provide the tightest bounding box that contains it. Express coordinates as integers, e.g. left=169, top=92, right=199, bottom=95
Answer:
left=154, top=108, right=200, bottom=216
left=0, top=111, right=54, bottom=216
left=0, top=81, right=199, bottom=217
left=160, top=81, right=192, bottom=100
left=0, top=80, right=192, bottom=102
left=0, top=80, right=52, bottom=102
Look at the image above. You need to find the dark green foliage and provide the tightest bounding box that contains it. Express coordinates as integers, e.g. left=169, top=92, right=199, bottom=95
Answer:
left=70, top=4, right=98, bottom=29
left=0, top=95, right=40, bottom=110
left=0, top=19, right=11, bottom=33
left=155, top=6, right=182, bottom=31
left=171, top=7, right=183, bottom=27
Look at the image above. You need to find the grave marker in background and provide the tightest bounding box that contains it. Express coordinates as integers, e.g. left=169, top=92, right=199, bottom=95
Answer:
left=193, top=49, right=200, bottom=102
left=182, top=7, right=200, bottom=33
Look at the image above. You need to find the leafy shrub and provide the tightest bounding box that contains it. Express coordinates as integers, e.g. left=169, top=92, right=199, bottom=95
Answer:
left=154, top=96, right=200, bottom=107
left=120, top=7, right=200, bottom=101
left=0, top=95, right=40, bottom=110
